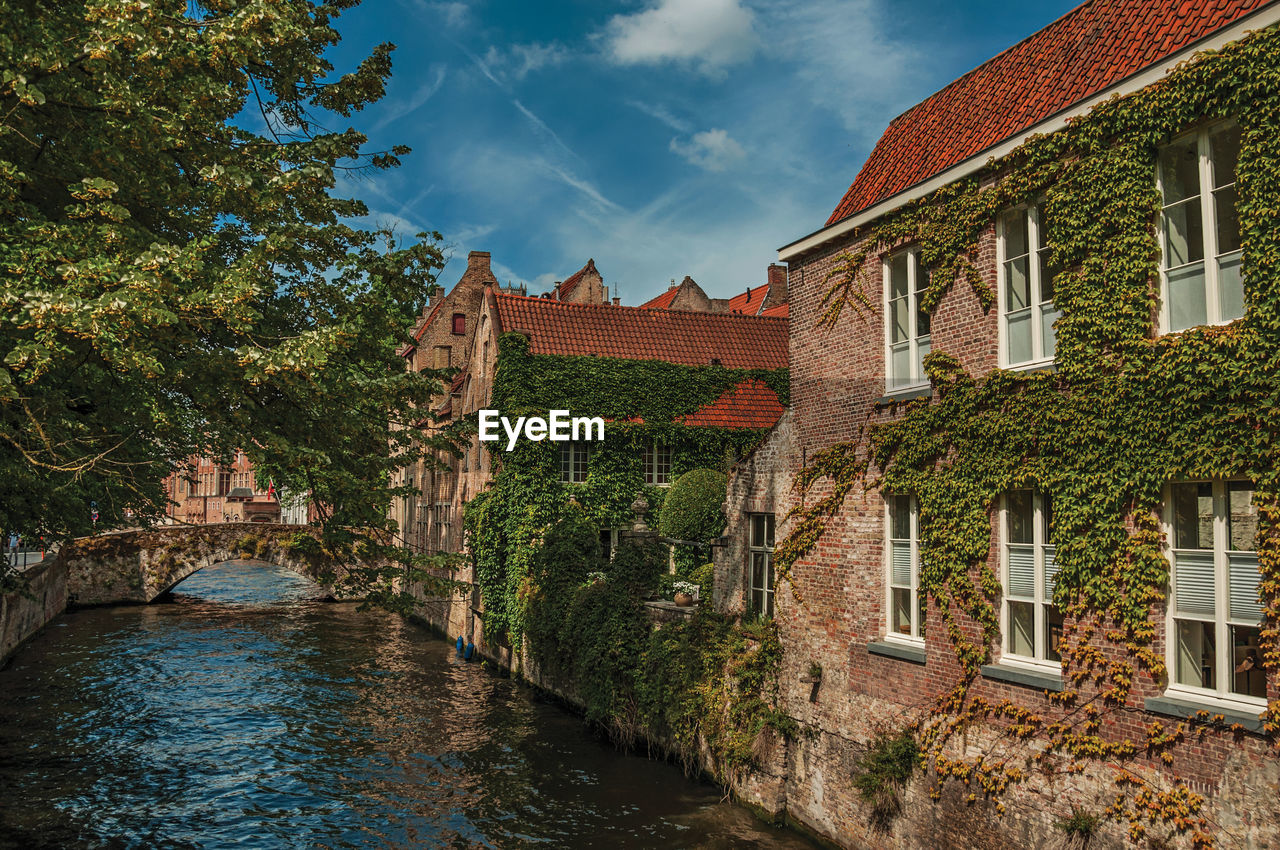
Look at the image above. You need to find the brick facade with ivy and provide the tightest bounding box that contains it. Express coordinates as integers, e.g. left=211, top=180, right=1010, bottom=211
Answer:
left=717, top=3, right=1280, bottom=847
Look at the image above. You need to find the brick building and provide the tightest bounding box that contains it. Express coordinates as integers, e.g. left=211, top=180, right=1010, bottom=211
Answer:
left=165, top=451, right=281, bottom=524
left=717, top=1, right=1280, bottom=847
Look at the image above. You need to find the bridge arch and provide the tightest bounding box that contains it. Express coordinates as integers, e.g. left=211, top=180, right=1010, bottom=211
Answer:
left=58, top=523, right=348, bottom=606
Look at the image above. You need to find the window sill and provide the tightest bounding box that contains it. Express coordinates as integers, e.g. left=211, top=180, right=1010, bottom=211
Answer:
left=868, top=639, right=926, bottom=665
left=875, top=386, right=932, bottom=406
left=981, top=662, right=1063, bottom=692
left=1144, top=694, right=1268, bottom=734
left=1003, top=359, right=1057, bottom=374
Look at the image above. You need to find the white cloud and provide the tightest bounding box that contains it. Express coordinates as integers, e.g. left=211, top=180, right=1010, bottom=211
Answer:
left=669, top=128, right=746, bottom=172
left=482, top=42, right=569, bottom=81
left=601, top=0, right=759, bottom=76
left=371, top=64, right=447, bottom=132
left=626, top=99, right=692, bottom=133
left=762, top=0, right=922, bottom=135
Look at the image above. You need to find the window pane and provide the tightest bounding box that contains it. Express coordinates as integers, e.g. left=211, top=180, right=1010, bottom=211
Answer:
left=1214, top=184, right=1240, bottom=254
left=1173, top=482, right=1213, bottom=549
left=892, top=588, right=913, bottom=636
left=890, top=297, right=910, bottom=343
left=1160, top=138, right=1201, bottom=203
left=1218, top=253, right=1244, bottom=324
left=1174, top=619, right=1216, bottom=690
left=751, top=514, right=765, bottom=548
left=1163, top=199, right=1204, bottom=267
left=915, top=265, right=931, bottom=338
left=1210, top=124, right=1240, bottom=189
left=1231, top=625, right=1265, bottom=698
left=889, top=254, right=909, bottom=299
left=1005, top=256, right=1031, bottom=310
left=1227, top=482, right=1257, bottom=551
left=1039, top=253, right=1054, bottom=303
left=764, top=589, right=774, bottom=619
left=1009, top=600, right=1035, bottom=657
left=1167, top=263, right=1208, bottom=332
left=916, top=337, right=930, bottom=382
left=764, top=515, right=775, bottom=549
left=752, top=552, right=765, bottom=587
left=890, top=342, right=910, bottom=388
left=1007, top=308, right=1033, bottom=364
left=1004, top=209, right=1029, bottom=258
left=1041, top=305, right=1060, bottom=360
left=752, top=589, right=764, bottom=613
left=890, top=495, right=911, bottom=540
left=1007, top=490, right=1033, bottom=544
left=1044, top=605, right=1064, bottom=663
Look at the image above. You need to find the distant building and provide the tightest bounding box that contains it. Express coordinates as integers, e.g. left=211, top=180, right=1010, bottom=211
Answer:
left=165, top=450, right=280, bottom=524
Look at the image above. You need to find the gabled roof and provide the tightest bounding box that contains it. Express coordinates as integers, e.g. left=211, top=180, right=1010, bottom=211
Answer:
left=640, top=286, right=680, bottom=310
left=827, top=0, right=1273, bottom=226
left=680, top=379, right=784, bottom=429
left=554, top=258, right=597, bottom=300
left=727, top=283, right=769, bottom=316
left=761, top=303, right=789, bottom=319
left=399, top=300, right=444, bottom=357
left=492, top=293, right=787, bottom=370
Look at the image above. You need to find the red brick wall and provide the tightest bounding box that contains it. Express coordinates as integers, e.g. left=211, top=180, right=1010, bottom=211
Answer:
left=721, top=216, right=1280, bottom=847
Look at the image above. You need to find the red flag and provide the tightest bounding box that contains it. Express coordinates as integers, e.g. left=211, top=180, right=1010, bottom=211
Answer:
left=267, top=479, right=277, bottom=500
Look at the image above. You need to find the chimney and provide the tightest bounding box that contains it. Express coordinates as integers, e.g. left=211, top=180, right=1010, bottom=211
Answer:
left=468, top=251, right=491, bottom=274
left=767, top=263, right=788, bottom=303
left=612, top=296, right=621, bottom=306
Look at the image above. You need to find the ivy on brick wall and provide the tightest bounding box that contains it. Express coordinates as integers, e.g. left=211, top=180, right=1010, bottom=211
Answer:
left=778, top=25, right=1280, bottom=849
left=463, top=334, right=793, bottom=783
left=468, top=331, right=786, bottom=645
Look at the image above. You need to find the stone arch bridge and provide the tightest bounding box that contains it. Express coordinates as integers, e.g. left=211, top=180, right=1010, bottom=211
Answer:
left=57, top=523, right=351, bottom=606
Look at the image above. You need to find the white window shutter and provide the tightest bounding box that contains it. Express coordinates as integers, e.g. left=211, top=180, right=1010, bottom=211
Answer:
left=1229, top=552, right=1263, bottom=622
left=1044, top=545, right=1058, bottom=597
left=1007, top=545, right=1035, bottom=599
left=1174, top=550, right=1216, bottom=617
left=892, top=542, right=912, bottom=587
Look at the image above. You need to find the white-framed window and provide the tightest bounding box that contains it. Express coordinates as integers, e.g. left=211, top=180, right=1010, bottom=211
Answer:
left=559, top=442, right=590, bottom=484
left=998, top=206, right=1059, bottom=367
left=886, top=494, right=923, bottom=642
left=748, top=513, right=775, bottom=618
left=1001, top=490, right=1062, bottom=667
left=1158, top=122, right=1243, bottom=333
left=1165, top=480, right=1264, bottom=704
left=883, top=250, right=931, bottom=392
left=643, top=442, right=672, bottom=486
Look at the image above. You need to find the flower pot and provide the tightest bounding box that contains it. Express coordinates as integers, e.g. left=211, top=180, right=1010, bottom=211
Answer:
left=674, top=591, right=694, bottom=607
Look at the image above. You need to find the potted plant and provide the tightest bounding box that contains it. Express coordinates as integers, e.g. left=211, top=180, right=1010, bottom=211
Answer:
left=672, top=580, right=698, bottom=607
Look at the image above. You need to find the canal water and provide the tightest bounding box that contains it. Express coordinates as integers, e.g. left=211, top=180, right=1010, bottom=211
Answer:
left=0, top=561, right=815, bottom=849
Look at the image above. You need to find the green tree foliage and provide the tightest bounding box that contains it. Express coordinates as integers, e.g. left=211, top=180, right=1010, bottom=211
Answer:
left=658, top=468, right=728, bottom=543
left=0, top=1, right=453, bottom=559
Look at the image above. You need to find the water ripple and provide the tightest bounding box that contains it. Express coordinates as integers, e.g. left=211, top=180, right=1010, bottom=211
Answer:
left=0, top=561, right=814, bottom=849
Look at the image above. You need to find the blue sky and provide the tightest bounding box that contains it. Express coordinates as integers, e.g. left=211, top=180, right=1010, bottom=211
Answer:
left=325, top=0, right=1079, bottom=304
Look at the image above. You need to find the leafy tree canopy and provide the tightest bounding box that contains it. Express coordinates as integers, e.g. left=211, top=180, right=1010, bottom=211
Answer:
left=657, top=468, right=727, bottom=544
left=0, top=0, right=451, bottom=548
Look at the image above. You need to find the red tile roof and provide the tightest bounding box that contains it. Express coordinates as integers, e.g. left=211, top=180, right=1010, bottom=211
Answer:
left=554, top=258, right=597, bottom=299
left=493, top=293, right=787, bottom=370
left=727, top=283, right=769, bottom=316
left=761, top=303, right=789, bottom=318
left=827, top=0, right=1273, bottom=225
left=639, top=286, right=680, bottom=310
left=680, top=379, right=784, bottom=429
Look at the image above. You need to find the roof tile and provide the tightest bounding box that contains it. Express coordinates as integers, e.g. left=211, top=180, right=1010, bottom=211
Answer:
left=679, top=379, right=784, bottom=429
left=493, top=294, right=787, bottom=370
left=827, top=0, right=1271, bottom=225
